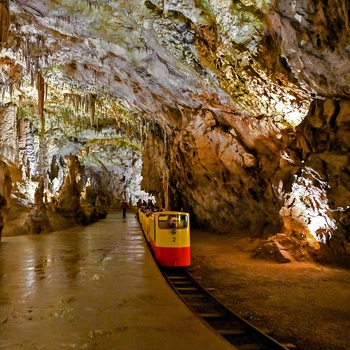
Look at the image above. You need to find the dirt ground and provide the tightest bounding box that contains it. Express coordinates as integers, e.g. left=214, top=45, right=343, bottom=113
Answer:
left=189, top=228, right=350, bottom=350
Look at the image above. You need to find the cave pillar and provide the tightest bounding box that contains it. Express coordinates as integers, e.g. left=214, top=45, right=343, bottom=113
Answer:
left=34, top=177, right=45, bottom=206
left=0, top=0, right=10, bottom=45
left=37, top=72, right=47, bottom=175
left=25, top=177, right=52, bottom=234
left=0, top=104, right=18, bottom=164
left=37, top=72, right=45, bottom=130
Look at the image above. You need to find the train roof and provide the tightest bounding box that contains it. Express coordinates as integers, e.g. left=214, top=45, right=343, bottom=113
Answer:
left=154, top=211, right=189, bottom=215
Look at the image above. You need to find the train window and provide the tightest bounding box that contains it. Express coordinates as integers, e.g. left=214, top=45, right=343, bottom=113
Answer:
left=158, top=214, right=188, bottom=229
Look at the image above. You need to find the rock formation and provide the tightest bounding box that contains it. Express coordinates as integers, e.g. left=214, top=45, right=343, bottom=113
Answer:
left=0, top=0, right=349, bottom=263
left=24, top=176, right=52, bottom=234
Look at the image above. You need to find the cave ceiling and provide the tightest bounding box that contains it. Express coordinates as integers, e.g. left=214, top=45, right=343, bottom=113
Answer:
left=3, top=0, right=348, bottom=127
left=1, top=0, right=349, bottom=139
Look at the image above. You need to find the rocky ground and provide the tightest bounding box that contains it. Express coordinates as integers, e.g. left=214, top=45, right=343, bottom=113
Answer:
left=189, top=228, right=350, bottom=350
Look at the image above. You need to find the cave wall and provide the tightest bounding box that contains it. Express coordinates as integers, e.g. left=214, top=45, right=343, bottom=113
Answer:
left=139, top=0, right=350, bottom=257
left=143, top=107, right=284, bottom=235
left=286, top=98, right=350, bottom=254
left=141, top=123, right=169, bottom=206
left=0, top=101, right=143, bottom=235
left=0, top=104, right=18, bottom=164
left=142, top=98, right=350, bottom=255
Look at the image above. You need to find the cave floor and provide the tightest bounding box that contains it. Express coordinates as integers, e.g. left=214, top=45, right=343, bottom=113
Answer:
left=190, top=228, right=350, bottom=350
left=0, top=214, right=233, bottom=350
left=2, top=209, right=350, bottom=350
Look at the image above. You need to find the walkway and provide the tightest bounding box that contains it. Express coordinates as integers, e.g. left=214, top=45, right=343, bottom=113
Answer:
left=0, top=213, right=233, bottom=349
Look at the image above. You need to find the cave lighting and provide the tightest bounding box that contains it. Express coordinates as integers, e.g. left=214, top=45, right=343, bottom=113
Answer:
left=282, top=167, right=337, bottom=243
left=283, top=111, right=304, bottom=126
left=13, top=179, right=37, bottom=205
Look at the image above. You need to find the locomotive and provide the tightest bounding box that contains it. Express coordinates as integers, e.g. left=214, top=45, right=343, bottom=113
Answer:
left=138, top=209, right=191, bottom=267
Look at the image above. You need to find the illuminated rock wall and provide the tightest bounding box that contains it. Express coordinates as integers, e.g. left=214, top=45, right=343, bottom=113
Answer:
left=142, top=107, right=283, bottom=234
left=142, top=98, right=350, bottom=258
left=288, top=98, right=350, bottom=254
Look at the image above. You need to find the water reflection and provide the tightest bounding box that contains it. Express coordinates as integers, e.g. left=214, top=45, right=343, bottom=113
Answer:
left=23, top=237, right=52, bottom=291
left=0, top=214, right=169, bottom=349
left=0, top=214, right=149, bottom=306
left=33, top=258, right=48, bottom=281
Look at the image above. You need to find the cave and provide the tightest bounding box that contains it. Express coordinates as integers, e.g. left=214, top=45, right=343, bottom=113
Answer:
left=1, top=0, right=350, bottom=261
left=0, top=0, right=350, bottom=348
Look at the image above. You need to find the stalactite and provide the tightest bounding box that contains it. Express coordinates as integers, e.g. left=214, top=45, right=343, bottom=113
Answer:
left=0, top=0, right=10, bottom=44
left=73, top=94, right=80, bottom=115
left=139, top=119, right=143, bottom=141
left=126, top=122, right=130, bottom=137
left=90, top=94, right=96, bottom=127
left=18, top=119, right=26, bottom=149
left=25, top=38, right=31, bottom=73
left=8, top=83, right=13, bottom=98
left=84, top=94, right=88, bottom=113
left=18, top=94, right=23, bottom=108
left=37, top=72, right=45, bottom=126
left=30, top=70, right=33, bottom=86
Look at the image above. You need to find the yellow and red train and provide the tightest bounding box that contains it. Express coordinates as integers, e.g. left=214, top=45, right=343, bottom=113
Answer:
left=138, top=209, right=191, bottom=267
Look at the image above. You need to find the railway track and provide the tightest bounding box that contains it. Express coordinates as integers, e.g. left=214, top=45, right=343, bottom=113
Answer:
left=161, top=267, right=297, bottom=350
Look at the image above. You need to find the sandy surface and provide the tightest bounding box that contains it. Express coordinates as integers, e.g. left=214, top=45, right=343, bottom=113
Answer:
left=189, top=228, right=350, bottom=350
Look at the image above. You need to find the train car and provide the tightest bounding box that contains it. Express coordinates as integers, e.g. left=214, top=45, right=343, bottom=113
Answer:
left=139, top=210, right=191, bottom=267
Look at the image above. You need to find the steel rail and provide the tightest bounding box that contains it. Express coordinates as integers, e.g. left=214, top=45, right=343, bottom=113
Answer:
left=161, top=267, right=297, bottom=350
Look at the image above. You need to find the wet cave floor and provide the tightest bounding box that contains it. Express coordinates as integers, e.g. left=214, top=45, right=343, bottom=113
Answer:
left=1, top=208, right=350, bottom=350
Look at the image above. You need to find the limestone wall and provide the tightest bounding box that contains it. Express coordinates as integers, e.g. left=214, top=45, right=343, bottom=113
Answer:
left=141, top=99, right=350, bottom=257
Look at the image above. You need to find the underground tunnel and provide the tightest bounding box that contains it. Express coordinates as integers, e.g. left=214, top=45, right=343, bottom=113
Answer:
left=0, top=1, right=350, bottom=349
